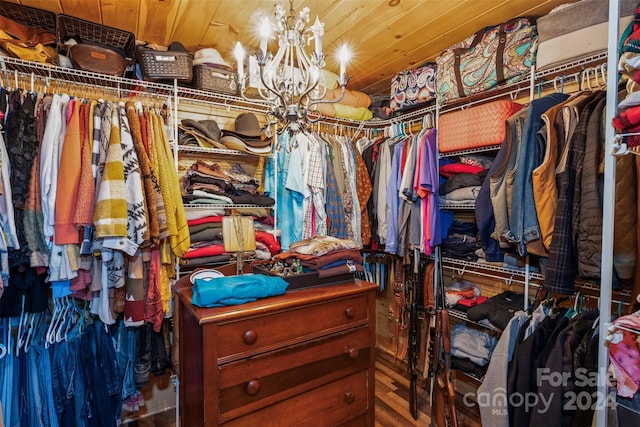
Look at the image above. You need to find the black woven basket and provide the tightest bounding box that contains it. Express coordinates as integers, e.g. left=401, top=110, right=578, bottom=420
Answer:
left=0, top=1, right=56, bottom=34
left=193, top=64, right=238, bottom=95
left=57, top=14, right=136, bottom=61
left=137, top=46, right=193, bottom=82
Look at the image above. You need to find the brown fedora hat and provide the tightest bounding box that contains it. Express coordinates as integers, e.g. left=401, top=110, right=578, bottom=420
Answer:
left=223, top=112, right=264, bottom=139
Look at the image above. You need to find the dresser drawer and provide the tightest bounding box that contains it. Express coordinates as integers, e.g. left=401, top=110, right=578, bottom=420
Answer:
left=222, top=370, right=369, bottom=426
left=218, top=326, right=371, bottom=421
left=216, top=293, right=370, bottom=361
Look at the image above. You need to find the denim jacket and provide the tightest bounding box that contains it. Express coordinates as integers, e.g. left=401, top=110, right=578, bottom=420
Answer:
left=504, top=93, right=570, bottom=255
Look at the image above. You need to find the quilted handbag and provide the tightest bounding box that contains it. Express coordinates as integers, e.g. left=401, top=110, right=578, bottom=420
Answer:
left=436, top=18, right=537, bottom=105
left=438, top=100, right=523, bottom=153
left=389, top=62, right=436, bottom=112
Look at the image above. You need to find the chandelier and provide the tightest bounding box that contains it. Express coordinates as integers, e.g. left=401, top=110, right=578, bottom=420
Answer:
left=234, top=0, right=350, bottom=133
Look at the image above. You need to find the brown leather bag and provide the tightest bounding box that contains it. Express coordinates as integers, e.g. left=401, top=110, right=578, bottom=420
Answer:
left=0, top=15, right=56, bottom=64
left=68, top=43, right=129, bottom=76
left=0, top=15, right=55, bottom=46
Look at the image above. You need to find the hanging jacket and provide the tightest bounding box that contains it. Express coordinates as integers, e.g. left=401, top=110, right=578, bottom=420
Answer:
left=577, top=97, right=607, bottom=280
left=612, top=138, right=638, bottom=281
left=505, top=92, right=570, bottom=256
left=545, top=91, right=605, bottom=294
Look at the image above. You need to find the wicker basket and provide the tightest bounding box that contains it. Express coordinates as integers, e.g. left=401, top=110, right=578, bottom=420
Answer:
left=193, top=64, right=238, bottom=95
left=0, top=1, right=56, bottom=34
left=137, top=46, right=193, bottom=82
left=57, top=14, right=136, bottom=61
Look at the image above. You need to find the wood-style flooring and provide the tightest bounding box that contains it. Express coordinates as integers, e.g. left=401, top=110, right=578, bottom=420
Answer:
left=122, top=350, right=482, bottom=426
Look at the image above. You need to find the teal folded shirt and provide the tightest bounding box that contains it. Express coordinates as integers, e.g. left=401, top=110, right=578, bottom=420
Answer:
left=191, top=273, right=289, bottom=307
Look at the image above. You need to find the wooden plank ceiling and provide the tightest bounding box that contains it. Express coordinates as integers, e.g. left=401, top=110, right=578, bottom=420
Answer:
left=7, top=0, right=570, bottom=95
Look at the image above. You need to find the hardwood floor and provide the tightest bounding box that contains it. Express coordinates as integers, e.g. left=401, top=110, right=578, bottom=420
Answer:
left=122, top=349, right=482, bottom=426
left=373, top=351, right=481, bottom=427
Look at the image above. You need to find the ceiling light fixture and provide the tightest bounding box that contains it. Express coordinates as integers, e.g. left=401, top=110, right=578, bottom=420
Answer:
left=234, top=0, right=350, bottom=134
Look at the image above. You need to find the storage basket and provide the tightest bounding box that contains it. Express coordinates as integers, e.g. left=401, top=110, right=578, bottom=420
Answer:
left=57, top=14, right=136, bottom=61
left=0, top=1, right=56, bottom=34
left=193, top=64, right=238, bottom=95
left=137, top=46, right=193, bottom=82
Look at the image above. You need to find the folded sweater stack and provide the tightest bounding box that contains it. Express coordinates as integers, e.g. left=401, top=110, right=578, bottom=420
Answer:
left=274, top=235, right=364, bottom=279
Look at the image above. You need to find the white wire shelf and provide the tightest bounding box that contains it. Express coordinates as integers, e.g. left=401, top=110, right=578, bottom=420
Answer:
left=440, top=203, right=475, bottom=210
left=437, top=50, right=608, bottom=115
left=442, top=257, right=544, bottom=281
left=174, top=145, right=252, bottom=156
left=439, top=144, right=502, bottom=158
left=0, top=56, right=272, bottom=113
left=535, top=51, right=608, bottom=80
left=183, top=203, right=273, bottom=209
left=441, top=256, right=633, bottom=306
left=0, top=51, right=608, bottom=131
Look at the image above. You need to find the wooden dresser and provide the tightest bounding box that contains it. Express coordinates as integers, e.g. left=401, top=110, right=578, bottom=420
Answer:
left=175, top=274, right=378, bottom=426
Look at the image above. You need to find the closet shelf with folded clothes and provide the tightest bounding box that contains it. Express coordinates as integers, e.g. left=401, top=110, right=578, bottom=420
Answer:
left=449, top=308, right=502, bottom=333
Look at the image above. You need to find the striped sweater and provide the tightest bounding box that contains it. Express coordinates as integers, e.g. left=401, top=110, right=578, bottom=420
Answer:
left=93, top=104, right=128, bottom=240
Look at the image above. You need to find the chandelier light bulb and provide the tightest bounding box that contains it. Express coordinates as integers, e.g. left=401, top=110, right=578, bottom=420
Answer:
left=312, top=16, right=323, bottom=57
left=234, top=42, right=245, bottom=80
left=338, top=45, right=350, bottom=82
left=259, top=17, right=270, bottom=57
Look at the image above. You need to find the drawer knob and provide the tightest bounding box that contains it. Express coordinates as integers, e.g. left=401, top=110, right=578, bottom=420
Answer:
left=344, top=307, right=355, bottom=319
left=345, top=347, right=359, bottom=360
left=345, top=391, right=355, bottom=404
left=243, top=330, right=258, bottom=345
left=246, top=379, right=261, bottom=396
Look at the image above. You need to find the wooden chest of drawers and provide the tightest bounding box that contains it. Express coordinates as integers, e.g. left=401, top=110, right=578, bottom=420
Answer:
left=175, top=275, right=377, bottom=426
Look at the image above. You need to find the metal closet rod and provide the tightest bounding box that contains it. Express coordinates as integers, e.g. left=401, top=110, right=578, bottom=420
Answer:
left=0, top=69, right=173, bottom=107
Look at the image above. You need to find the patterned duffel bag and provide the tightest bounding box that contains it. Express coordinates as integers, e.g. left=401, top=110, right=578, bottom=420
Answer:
left=436, top=18, right=537, bottom=105
left=389, top=62, right=436, bottom=113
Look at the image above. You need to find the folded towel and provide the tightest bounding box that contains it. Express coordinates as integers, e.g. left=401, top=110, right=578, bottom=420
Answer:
left=192, top=273, right=289, bottom=307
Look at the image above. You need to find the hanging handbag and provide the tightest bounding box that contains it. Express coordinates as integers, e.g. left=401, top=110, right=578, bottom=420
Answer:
left=436, top=17, right=537, bottom=105
left=389, top=62, right=437, bottom=112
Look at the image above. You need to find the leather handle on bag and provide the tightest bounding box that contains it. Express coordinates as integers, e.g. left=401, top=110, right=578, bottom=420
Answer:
left=453, top=20, right=511, bottom=97
left=453, top=50, right=466, bottom=98
left=495, top=23, right=507, bottom=84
